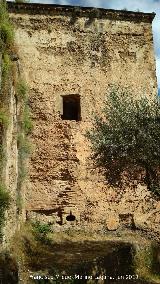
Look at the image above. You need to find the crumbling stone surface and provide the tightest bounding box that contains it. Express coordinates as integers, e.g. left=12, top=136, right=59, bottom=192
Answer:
left=8, top=3, right=159, bottom=237
left=1, top=83, right=20, bottom=244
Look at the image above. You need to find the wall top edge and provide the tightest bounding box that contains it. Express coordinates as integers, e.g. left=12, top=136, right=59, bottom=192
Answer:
left=7, top=1, right=155, bottom=23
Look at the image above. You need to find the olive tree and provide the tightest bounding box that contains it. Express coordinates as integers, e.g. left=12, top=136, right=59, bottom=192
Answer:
left=87, top=88, right=160, bottom=196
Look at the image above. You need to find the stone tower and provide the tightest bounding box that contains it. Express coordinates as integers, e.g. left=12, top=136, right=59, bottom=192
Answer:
left=8, top=2, right=159, bottom=233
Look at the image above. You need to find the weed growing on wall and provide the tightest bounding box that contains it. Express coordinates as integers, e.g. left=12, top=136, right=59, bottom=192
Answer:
left=0, top=110, right=9, bottom=127
left=0, top=2, right=14, bottom=47
left=16, top=78, right=32, bottom=135
left=0, top=183, right=10, bottom=239
left=16, top=79, right=28, bottom=100
left=1, top=52, right=12, bottom=82
left=22, top=104, right=32, bottom=134
left=32, top=221, right=52, bottom=244
left=16, top=77, right=32, bottom=213
left=0, top=1, right=14, bottom=89
left=0, top=1, right=15, bottom=238
left=0, top=2, right=32, bottom=235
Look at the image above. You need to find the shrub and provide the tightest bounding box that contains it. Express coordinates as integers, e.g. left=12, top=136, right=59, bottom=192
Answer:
left=0, top=110, right=9, bottom=128
left=134, top=245, right=160, bottom=282
left=32, top=221, right=52, bottom=244
left=0, top=144, right=6, bottom=169
left=0, top=184, right=10, bottom=238
left=15, top=0, right=29, bottom=3
left=22, top=104, right=33, bottom=134
left=1, top=22, right=14, bottom=48
left=87, top=88, right=160, bottom=195
left=17, top=133, right=31, bottom=159
left=16, top=79, right=28, bottom=101
left=0, top=2, right=14, bottom=89
left=0, top=2, right=14, bottom=49
left=2, top=52, right=12, bottom=81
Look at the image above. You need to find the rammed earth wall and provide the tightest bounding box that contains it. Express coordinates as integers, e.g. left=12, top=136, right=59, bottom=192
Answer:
left=8, top=2, right=160, bottom=235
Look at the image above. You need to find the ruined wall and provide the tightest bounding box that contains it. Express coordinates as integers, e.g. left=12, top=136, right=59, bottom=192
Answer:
left=0, top=72, right=20, bottom=244
left=8, top=2, right=159, bottom=234
left=0, top=2, right=25, bottom=242
left=2, top=84, right=19, bottom=244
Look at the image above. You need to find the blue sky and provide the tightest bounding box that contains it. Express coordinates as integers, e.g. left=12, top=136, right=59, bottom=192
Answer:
left=24, top=0, right=160, bottom=88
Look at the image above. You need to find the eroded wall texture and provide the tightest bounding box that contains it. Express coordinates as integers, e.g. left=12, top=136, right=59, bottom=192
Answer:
left=8, top=2, right=159, bottom=235
left=0, top=65, right=20, bottom=244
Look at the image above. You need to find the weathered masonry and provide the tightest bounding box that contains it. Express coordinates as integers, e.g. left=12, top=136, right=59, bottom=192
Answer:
left=8, top=2, right=159, bottom=233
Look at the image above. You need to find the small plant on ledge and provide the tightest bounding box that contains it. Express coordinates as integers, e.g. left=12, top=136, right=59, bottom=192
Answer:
left=31, top=221, right=52, bottom=244
left=0, top=183, right=10, bottom=239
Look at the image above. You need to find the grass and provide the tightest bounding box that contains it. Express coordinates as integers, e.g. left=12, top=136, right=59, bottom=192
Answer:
left=0, top=184, right=10, bottom=239
left=0, top=3, right=12, bottom=238
left=17, top=133, right=32, bottom=159
left=1, top=21, right=14, bottom=49
left=0, top=251, right=18, bottom=283
left=32, top=221, right=53, bottom=244
left=22, top=104, right=33, bottom=134
left=0, top=0, right=32, bottom=242
left=9, top=224, right=160, bottom=284
left=0, top=2, right=14, bottom=88
left=1, top=52, right=12, bottom=82
left=0, top=110, right=10, bottom=128
left=16, top=79, right=28, bottom=101
left=0, top=2, right=14, bottom=49
left=10, top=223, right=57, bottom=281
left=16, top=79, right=32, bottom=215
left=17, top=133, right=32, bottom=213
left=134, top=245, right=160, bottom=283
left=16, top=194, right=23, bottom=212
left=0, top=144, right=6, bottom=169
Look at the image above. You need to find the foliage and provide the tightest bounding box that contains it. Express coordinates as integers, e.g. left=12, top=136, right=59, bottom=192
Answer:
left=0, top=2, right=14, bottom=91
left=0, top=2, right=32, bottom=233
left=0, top=110, right=9, bottom=128
left=32, top=221, right=52, bottom=235
left=22, top=104, right=33, bottom=134
left=15, top=0, right=29, bottom=3
left=17, top=133, right=31, bottom=159
left=134, top=245, right=160, bottom=283
left=0, top=184, right=10, bottom=238
left=0, top=3, right=12, bottom=237
left=0, top=2, right=14, bottom=50
left=0, top=1, right=14, bottom=83
left=0, top=144, right=6, bottom=170
left=16, top=131, right=31, bottom=213
left=16, top=79, right=28, bottom=100
left=0, top=251, right=18, bottom=283
left=2, top=52, right=12, bottom=81
left=16, top=79, right=32, bottom=214
left=32, top=221, right=52, bottom=244
left=16, top=194, right=23, bottom=212
left=87, top=88, right=160, bottom=195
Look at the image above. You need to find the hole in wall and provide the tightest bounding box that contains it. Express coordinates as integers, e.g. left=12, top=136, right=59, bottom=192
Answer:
left=66, top=211, right=76, bottom=222
left=61, top=95, right=81, bottom=121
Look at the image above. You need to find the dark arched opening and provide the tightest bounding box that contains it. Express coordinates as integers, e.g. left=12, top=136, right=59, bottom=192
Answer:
left=66, top=211, right=76, bottom=222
